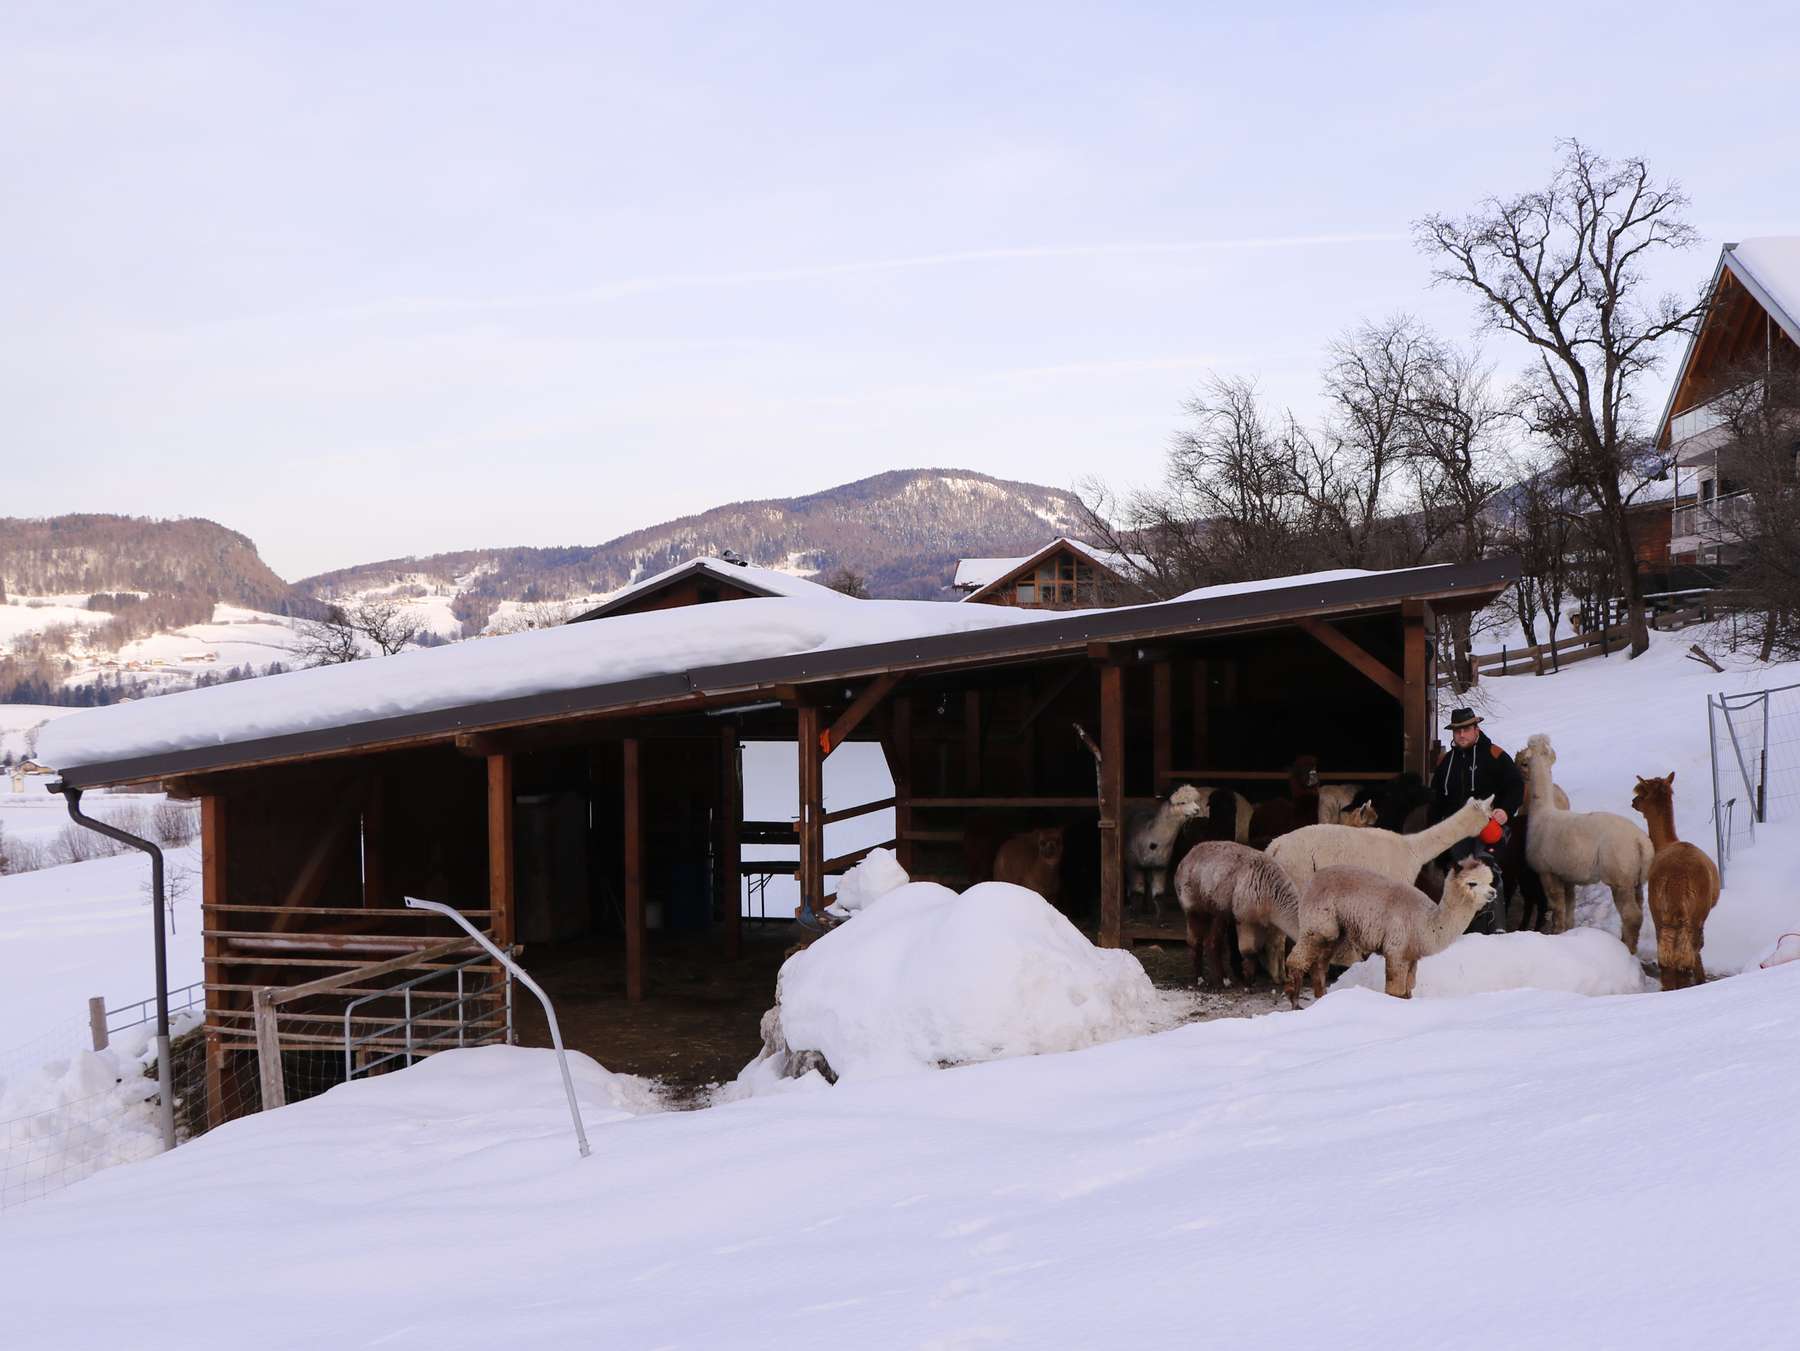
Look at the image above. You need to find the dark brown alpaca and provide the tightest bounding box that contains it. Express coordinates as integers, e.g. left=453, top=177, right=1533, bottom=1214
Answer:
left=1247, top=755, right=1321, bottom=850
left=1630, top=772, right=1721, bottom=990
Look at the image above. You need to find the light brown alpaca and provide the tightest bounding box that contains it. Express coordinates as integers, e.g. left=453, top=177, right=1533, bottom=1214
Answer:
left=992, top=826, right=1065, bottom=903
left=1283, top=858, right=1497, bottom=1004
left=1630, top=772, right=1721, bottom=990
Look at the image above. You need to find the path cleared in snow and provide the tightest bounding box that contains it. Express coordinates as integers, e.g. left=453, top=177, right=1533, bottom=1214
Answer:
left=1, top=966, right=1794, bottom=1349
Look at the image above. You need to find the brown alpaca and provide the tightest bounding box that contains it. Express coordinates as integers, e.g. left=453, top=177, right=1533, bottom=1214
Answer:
left=992, top=826, right=1066, bottom=903
left=1630, top=773, right=1721, bottom=990
left=1247, top=755, right=1321, bottom=849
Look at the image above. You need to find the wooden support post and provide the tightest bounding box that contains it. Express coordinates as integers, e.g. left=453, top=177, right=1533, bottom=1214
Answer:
left=797, top=705, right=825, bottom=918
left=88, top=996, right=108, bottom=1052
left=201, top=795, right=228, bottom=1128
left=892, top=695, right=915, bottom=872
left=623, top=738, right=645, bottom=1002
left=963, top=689, right=983, bottom=795
left=252, top=988, right=286, bottom=1111
left=1402, top=601, right=1432, bottom=779
left=1098, top=663, right=1125, bottom=949
left=1152, top=661, right=1172, bottom=789
left=361, top=773, right=387, bottom=908
left=486, top=754, right=516, bottom=948
left=719, top=724, right=742, bottom=959
left=1191, top=659, right=1210, bottom=770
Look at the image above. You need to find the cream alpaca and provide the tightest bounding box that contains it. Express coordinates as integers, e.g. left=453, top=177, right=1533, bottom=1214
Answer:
left=1521, top=734, right=1653, bottom=950
left=1266, top=795, right=1494, bottom=891
left=1284, top=858, right=1497, bottom=1003
left=1173, top=841, right=1300, bottom=987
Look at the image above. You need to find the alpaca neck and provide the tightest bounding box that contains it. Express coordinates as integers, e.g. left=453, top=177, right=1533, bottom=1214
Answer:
left=1421, top=880, right=1482, bottom=953
left=1525, top=756, right=1556, bottom=814
left=1641, top=800, right=1680, bottom=851
left=1407, top=809, right=1482, bottom=862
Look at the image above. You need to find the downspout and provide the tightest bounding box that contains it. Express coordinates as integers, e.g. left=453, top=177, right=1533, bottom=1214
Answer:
left=48, top=781, right=177, bottom=1153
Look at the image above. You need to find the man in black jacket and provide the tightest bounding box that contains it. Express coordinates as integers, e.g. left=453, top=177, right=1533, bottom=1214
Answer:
left=1430, top=707, right=1524, bottom=932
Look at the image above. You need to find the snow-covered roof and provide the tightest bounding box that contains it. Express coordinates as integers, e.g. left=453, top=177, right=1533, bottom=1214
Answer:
left=37, top=560, right=1516, bottom=784
left=954, top=538, right=1150, bottom=601
left=1726, top=238, right=1800, bottom=345
left=575, top=557, right=852, bottom=621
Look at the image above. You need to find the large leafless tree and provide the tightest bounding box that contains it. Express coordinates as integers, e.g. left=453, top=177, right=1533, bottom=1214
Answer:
left=1417, top=140, right=1706, bottom=656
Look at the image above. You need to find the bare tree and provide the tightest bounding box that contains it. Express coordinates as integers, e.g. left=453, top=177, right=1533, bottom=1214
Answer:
left=292, top=605, right=363, bottom=666
left=822, top=567, right=870, bottom=598
left=1711, top=359, right=1800, bottom=660
left=1417, top=140, right=1706, bottom=656
left=347, top=597, right=421, bottom=656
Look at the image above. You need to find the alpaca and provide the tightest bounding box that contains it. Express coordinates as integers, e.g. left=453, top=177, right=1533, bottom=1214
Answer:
left=1181, top=786, right=1254, bottom=845
left=1507, top=741, right=1570, bottom=932
left=1125, top=785, right=1207, bottom=920
left=1338, top=800, right=1379, bottom=828
left=993, top=826, right=1065, bottom=903
left=1174, top=841, right=1301, bottom=987
left=1317, top=783, right=1361, bottom=823
left=1521, top=734, right=1654, bottom=951
left=1630, top=772, right=1721, bottom=990
left=1284, top=857, right=1497, bottom=1004
left=1349, top=773, right=1433, bottom=833
left=1266, top=795, right=1494, bottom=892
left=1247, top=755, right=1321, bottom=848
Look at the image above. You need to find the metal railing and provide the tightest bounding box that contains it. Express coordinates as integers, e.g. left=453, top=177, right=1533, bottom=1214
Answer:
left=341, top=949, right=512, bottom=1081
left=104, top=982, right=205, bottom=1038
left=1707, top=679, right=1800, bottom=883
left=1673, top=489, right=1756, bottom=545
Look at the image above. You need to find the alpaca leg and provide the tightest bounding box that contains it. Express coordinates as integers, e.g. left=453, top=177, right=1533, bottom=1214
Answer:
left=1382, top=950, right=1416, bottom=999
left=1206, top=911, right=1233, bottom=988
left=1262, top=927, right=1287, bottom=989
left=1540, top=873, right=1570, bottom=933
left=1149, top=868, right=1169, bottom=924
left=1519, top=865, right=1549, bottom=933
left=1185, top=908, right=1208, bottom=984
left=1236, top=921, right=1260, bottom=985
left=1613, top=882, right=1644, bottom=956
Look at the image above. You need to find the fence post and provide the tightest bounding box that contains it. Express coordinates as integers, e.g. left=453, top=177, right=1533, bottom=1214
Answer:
left=88, top=996, right=109, bottom=1053
left=253, top=988, right=287, bottom=1111
left=1760, top=695, right=1771, bottom=824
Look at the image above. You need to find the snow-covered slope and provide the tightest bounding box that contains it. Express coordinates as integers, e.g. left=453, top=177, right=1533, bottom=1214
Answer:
left=2, top=965, right=1795, bottom=1349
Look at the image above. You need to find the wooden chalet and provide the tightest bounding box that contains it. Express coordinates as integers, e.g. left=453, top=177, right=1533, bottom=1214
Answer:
left=954, top=539, right=1146, bottom=609
left=46, top=557, right=1514, bottom=1118
left=570, top=555, right=849, bottom=621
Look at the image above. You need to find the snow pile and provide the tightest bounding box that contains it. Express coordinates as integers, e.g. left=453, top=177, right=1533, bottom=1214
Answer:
left=826, top=846, right=909, bottom=916
left=753, top=881, right=1166, bottom=1083
left=1335, top=927, right=1652, bottom=998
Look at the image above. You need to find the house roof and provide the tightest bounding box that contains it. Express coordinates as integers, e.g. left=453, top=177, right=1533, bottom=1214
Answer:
left=571, top=556, right=852, bottom=622
left=1655, top=238, right=1800, bottom=448
left=39, top=558, right=1516, bottom=789
left=956, top=538, right=1151, bottom=603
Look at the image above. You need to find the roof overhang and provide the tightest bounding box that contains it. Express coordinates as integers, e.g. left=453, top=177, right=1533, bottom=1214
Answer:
left=54, top=557, right=1516, bottom=790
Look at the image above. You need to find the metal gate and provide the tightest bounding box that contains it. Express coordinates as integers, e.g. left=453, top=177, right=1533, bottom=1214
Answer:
left=1707, top=680, right=1800, bottom=882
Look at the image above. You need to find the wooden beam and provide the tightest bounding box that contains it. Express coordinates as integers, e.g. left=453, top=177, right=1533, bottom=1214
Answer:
left=623, top=738, right=645, bottom=1002
left=1098, top=663, right=1125, bottom=949
left=719, top=724, right=741, bottom=960
left=1152, top=661, right=1172, bottom=789
left=822, top=796, right=896, bottom=825
left=1295, top=617, right=1404, bottom=701
left=201, top=794, right=228, bottom=1128
left=821, top=673, right=901, bottom=757
left=1009, top=664, right=1083, bottom=739
left=361, top=773, right=386, bottom=908
left=273, top=799, right=361, bottom=931
left=796, top=705, right=825, bottom=919
left=1402, top=600, right=1433, bottom=779
left=963, top=689, right=983, bottom=794
left=892, top=694, right=914, bottom=873
left=485, top=754, right=515, bottom=949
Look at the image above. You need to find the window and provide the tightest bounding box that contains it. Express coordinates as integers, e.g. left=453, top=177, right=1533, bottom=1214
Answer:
left=1016, top=582, right=1036, bottom=604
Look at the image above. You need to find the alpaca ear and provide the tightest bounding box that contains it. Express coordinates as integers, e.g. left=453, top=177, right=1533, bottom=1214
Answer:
left=1666, top=771, right=1676, bottom=785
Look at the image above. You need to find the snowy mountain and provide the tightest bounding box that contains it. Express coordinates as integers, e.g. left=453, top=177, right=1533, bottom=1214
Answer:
left=298, top=468, right=1088, bottom=616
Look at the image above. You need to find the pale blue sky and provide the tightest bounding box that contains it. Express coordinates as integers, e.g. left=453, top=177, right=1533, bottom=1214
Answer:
left=6, top=2, right=1798, bottom=579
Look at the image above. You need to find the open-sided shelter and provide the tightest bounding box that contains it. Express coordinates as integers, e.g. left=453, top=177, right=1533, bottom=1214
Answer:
left=40, top=557, right=1514, bottom=1117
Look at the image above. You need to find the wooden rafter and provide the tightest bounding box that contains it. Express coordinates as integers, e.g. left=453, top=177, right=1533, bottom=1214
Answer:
left=1295, top=617, right=1403, bottom=701
left=820, top=673, right=901, bottom=757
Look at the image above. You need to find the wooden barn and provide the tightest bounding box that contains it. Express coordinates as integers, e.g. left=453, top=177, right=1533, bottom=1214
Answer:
left=44, top=557, right=1514, bottom=1117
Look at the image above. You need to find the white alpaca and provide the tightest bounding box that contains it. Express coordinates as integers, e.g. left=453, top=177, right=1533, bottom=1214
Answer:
left=1316, top=783, right=1361, bottom=822
left=1173, top=841, right=1300, bottom=986
left=1285, top=858, right=1497, bottom=1002
left=1520, top=734, right=1654, bottom=950
left=1126, top=784, right=1208, bottom=919
left=1266, top=795, right=1494, bottom=891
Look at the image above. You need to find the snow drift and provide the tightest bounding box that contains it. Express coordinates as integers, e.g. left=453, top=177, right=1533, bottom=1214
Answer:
left=747, top=881, right=1166, bottom=1083
left=1334, top=927, right=1652, bottom=998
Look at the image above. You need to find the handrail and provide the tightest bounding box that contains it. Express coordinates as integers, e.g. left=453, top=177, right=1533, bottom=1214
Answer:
left=404, top=898, right=590, bottom=1159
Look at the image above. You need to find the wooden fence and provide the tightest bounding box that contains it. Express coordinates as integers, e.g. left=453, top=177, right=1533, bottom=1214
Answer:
left=1443, top=628, right=1633, bottom=684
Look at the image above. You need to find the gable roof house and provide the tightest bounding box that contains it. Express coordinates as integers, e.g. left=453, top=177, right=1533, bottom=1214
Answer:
left=1656, top=238, right=1800, bottom=566
left=954, top=539, right=1150, bottom=609
left=570, top=556, right=854, bottom=622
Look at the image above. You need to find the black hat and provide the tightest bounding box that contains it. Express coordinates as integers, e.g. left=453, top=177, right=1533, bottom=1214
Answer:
left=1445, top=707, right=1483, bottom=730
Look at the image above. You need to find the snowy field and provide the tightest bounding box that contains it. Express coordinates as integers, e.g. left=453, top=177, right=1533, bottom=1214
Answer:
left=0, top=965, right=1795, bottom=1348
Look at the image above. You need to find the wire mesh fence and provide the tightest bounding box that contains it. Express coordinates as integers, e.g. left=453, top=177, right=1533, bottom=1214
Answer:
left=1707, top=680, right=1800, bottom=883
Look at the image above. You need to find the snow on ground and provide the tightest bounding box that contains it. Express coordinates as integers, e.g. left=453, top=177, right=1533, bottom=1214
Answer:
left=1336, top=927, right=1651, bottom=997
left=4, top=965, right=1797, bottom=1348
left=0, top=845, right=202, bottom=1042
left=1478, top=635, right=1800, bottom=973
left=750, top=881, right=1168, bottom=1084
left=0, top=598, right=110, bottom=646
left=0, top=704, right=78, bottom=764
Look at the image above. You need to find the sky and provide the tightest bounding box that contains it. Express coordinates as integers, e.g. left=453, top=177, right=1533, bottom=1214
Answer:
left=5, top=2, right=1799, bottom=581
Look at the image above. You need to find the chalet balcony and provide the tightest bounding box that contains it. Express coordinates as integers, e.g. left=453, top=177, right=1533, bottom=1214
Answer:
left=1672, top=488, right=1756, bottom=550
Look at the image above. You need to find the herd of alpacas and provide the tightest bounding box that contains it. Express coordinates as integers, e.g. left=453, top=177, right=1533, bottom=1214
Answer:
left=984, top=735, right=1721, bottom=1001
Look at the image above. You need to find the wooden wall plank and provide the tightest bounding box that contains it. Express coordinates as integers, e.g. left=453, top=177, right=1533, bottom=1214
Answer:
left=1098, top=663, right=1125, bottom=949
left=719, top=724, right=742, bottom=959
left=485, top=754, right=515, bottom=949
left=623, top=738, right=645, bottom=1002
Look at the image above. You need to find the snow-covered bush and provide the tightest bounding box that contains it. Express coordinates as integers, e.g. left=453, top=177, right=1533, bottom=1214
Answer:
left=827, top=846, right=908, bottom=916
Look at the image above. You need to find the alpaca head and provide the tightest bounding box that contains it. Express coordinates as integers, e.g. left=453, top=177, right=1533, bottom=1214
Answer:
left=1167, top=784, right=1208, bottom=819
left=1033, top=827, right=1066, bottom=865
left=1340, top=800, right=1379, bottom=828
left=1524, top=734, right=1556, bottom=772
left=1447, top=857, right=1497, bottom=912
left=1452, top=795, right=1495, bottom=831
left=1291, top=755, right=1321, bottom=791
left=1631, top=772, right=1675, bottom=819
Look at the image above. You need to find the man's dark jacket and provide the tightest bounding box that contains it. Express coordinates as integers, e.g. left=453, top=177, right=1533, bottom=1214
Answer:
left=1429, top=730, right=1525, bottom=824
